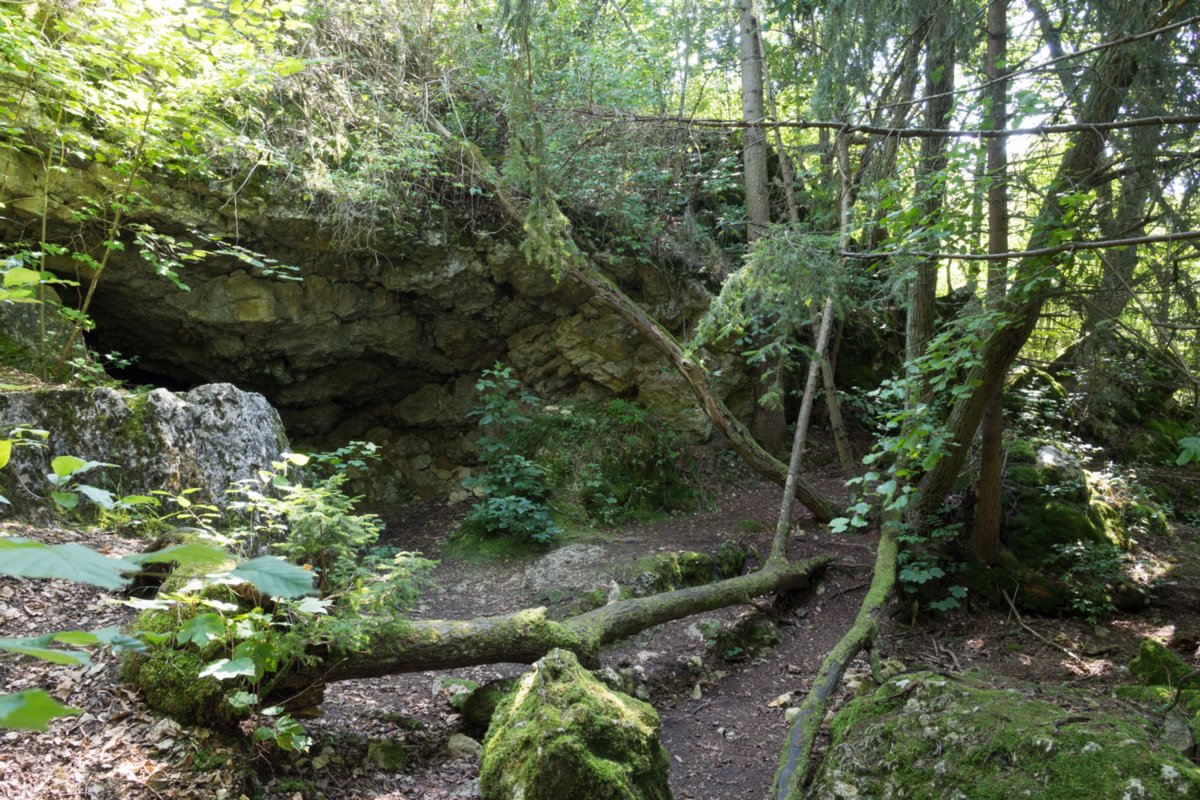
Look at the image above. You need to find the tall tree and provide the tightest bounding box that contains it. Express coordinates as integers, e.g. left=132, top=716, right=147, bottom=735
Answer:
left=738, top=0, right=787, bottom=452
left=972, top=0, right=1009, bottom=564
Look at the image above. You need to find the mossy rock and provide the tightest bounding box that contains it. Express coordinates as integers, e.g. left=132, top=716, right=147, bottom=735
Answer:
left=460, top=676, right=521, bottom=739
left=1006, top=367, right=1070, bottom=423
left=1006, top=444, right=1089, bottom=501
left=808, top=671, right=1200, bottom=799
left=702, top=613, right=780, bottom=662
left=1123, top=417, right=1194, bottom=464
left=1114, top=683, right=1200, bottom=750
left=1005, top=439, right=1039, bottom=465
left=624, top=541, right=748, bottom=597
left=1129, top=639, right=1198, bottom=687
left=366, top=739, right=409, bottom=770
left=480, top=649, right=672, bottom=800
left=1005, top=500, right=1106, bottom=563
left=120, top=608, right=246, bottom=729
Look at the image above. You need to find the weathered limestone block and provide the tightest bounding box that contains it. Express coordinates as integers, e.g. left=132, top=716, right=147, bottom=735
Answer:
left=0, top=382, right=287, bottom=511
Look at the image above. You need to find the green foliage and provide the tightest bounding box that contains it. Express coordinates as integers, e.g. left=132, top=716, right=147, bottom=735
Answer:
left=1047, top=540, right=1125, bottom=622
left=694, top=229, right=843, bottom=365
left=515, top=397, right=700, bottom=527
left=1177, top=435, right=1200, bottom=466
left=461, top=364, right=558, bottom=545
left=0, top=0, right=307, bottom=378
left=0, top=536, right=133, bottom=589
left=0, top=689, right=81, bottom=732
left=460, top=364, right=700, bottom=540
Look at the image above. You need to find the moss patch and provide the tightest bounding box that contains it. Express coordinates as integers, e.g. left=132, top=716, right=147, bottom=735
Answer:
left=120, top=608, right=244, bottom=729
left=481, top=649, right=671, bottom=800
left=1113, top=684, right=1200, bottom=745
left=1129, top=638, right=1197, bottom=688
left=809, top=671, right=1200, bottom=799
left=625, top=542, right=747, bottom=597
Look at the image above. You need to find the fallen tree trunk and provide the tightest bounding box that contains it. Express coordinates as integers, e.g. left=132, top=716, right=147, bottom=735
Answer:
left=275, top=554, right=832, bottom=691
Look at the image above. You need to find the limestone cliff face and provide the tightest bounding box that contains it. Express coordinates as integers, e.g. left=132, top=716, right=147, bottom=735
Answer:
left=1, top=156, right=744, bottom=497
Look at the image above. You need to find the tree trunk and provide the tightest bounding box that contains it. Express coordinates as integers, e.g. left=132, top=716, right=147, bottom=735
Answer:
left=905, top=12, right=955, bottom=384
left=758, top=24, right=855, bottom=477
left=971, top=0, right=1009, bottom=565
left=913, top=5, right=1155, bottom=520
left=738, top=0, right=786, bottom=452
left=738, top=0, right=769, bottom=244
left=275, top=555, right=831, bottom=693
left=772, top=518, right=898, bottom=800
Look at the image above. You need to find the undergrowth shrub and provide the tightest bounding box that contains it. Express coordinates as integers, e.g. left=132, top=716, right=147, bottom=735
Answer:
left=460, top=365, right=701, bottom=541
left=514, top=397, right=701, bottom=527
left=460, top=365, right=559, bottom=545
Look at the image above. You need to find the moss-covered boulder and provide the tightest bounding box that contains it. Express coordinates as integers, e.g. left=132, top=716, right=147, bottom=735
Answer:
left=808, top=671, right=1200, bottom=799
left=625, top=541, right=748, bottom=597
left=1113, top=684, right=1200, bottom=753
left=480, top=648, right=672, bottom=800
left=993, top=438, right=1169, bottom=616
left=1114, top=638, right=1200, bottom=757
left=1130, top=638, right=1197, bottom=687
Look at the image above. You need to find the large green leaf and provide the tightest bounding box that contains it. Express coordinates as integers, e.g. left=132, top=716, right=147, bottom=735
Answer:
left=125, top=542, right=230, bottom=568
left=0, top=538, right=131, bottom=589
left=0, top=689, right=81, bottom=731
left=0, top=637, right=91, bottom=666
left=79, top=485, right=116, bottom=510
left=0, top=626, right=145, bottom=664
left=176, top=613, right=225, bottom=647
left=199, top=657, right=256, bottom=680
left=229, top=556, right=315, bottom=598
left=56, top=626, right=146, bottom=653
left=49, top=455, right=113, bottom=480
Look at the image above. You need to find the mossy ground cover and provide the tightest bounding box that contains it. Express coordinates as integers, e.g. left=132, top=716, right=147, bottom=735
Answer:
left=809, top=671, right=1200, bottom=800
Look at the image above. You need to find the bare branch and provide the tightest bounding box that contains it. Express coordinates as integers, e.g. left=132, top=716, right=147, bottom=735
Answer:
left=558, top=108, right=1200, bottom=139
left=842, top=229, right=1200, bottom=262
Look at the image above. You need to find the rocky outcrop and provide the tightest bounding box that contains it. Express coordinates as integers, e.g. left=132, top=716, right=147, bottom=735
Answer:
left=1, top=153, right=737, bottom=498
left=0, top=383, right=287, bottom=512
left=809, top=671, right=1200, bottom=799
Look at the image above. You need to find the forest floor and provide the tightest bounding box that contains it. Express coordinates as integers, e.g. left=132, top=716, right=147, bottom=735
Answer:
left=1, top=460, right=1198, bottom=800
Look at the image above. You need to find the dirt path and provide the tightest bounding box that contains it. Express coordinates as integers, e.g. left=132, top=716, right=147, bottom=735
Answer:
left=1, top=476, right=1197, bottom=800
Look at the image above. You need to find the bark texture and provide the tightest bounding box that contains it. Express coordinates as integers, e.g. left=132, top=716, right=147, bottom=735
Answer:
left=280, top=555, right=831, bottom=690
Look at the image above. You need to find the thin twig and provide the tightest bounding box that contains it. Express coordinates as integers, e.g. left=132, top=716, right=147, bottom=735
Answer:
left=1001, top=588, right=1089, bottom=666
